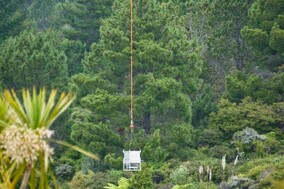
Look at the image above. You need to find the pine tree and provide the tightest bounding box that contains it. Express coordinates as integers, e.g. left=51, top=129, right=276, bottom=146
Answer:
left=0, top=0, right=26, bottom=41
left=53, top=0, right=114, bottom=46
left=191, top=0, right=253, bottom=94
left=25, top=0, right=56, bottom=30
left=205, top=0, right=252, bottom=71
left=69, top=0, right=203, bottom=165
left=0, top=31, right=68, bottom=91
left=72, top=0, right=202, bottom=135
left=241, top=0, right=284, bottom=71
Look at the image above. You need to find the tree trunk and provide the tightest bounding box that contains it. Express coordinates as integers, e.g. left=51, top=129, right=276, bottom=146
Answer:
left=143, top=112, right=151, bottom=134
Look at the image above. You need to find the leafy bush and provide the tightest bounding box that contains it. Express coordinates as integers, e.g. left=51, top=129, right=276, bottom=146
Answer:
left=104, top=177, right=130, bottom=189
left=69, top=170, right=120, bottom=189
left=55, top=164, right=75, bottom=181
left=233, top=127, right=266, bottom=144
left=170, top=165, right=190, bottom=185
left=208, top=145, right=235, bottom=161
left=104, top=153, right=123, bottom=170
left=128, top=166, right=154, bottom=189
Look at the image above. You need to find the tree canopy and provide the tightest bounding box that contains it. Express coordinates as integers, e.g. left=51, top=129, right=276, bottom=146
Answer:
left=0, top=0, right=284, bottom=188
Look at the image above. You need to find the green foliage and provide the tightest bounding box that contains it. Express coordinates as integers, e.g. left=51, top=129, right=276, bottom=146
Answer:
left=80, top=90, right=129, bottom=126
left=170, top=165, right=190, bottom=185
left=25, top=0, right=56, bottom=30
left=263, top=132, right=282, bottom=154
left=0, top=31, right=69, bottom=91
left=162, top=123, right=193, bottom=160
left=134, top=75, right=194, bottom=134
left=204, top=0, right=252, bottom=73
left=1, top=1, right=284, bottom=189
left=103, top=154, right=123, bottom=170
left=62, top=40, right=86, bottom=77
left=232, top=127, right=267, bottom=157
left=3, top=87, right=75, bottom=132
left=82, top=0, right=202, bottom=92
left=241, top=0, right=284, bottom=71
left=71, top=122, right=123, bottom=157
left=237, top=155, right=284, bottom=188
left=56, top=146, right=81, bottom=169
left=52, top=0, right=114, bottom=45
left=209, top=97, right=284, bottom=141
left=69, top=0, right=202, bottom=164
left=233, top=127, right=266, bottom=144
left=192, top=84, right=217, bottom=128
left=69, top=171, right=94, bottom=189
left=223, top=71, right=284, bottom=103
left=70, top=170, right=121, bottom=189
left=0, top=0, right=26, bottom=41
left=128, top=166, right=154, bottom=189
left=138, top=77, right=192, bottom=126
left=142, top=129, right=168, bottom=163
left=172, top=182, right=217, bottom=189
left=55, top=164, right=75, bottom=181
left=104, top=177, right=129, bottom=189
left=194, top=129, right=222, bottom=147
left=207, top=145, right=235, bottom=160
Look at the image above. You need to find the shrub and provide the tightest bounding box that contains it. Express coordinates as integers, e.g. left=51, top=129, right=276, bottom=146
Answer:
left=55, top=164, right=75, bottom=181
left=170, top=165, right=190, bottom=185
left=128, top=166, right=154, bottom=189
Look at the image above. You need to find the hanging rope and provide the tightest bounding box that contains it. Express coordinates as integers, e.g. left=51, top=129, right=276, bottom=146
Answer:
left=129, top=0, right=134, bottom=132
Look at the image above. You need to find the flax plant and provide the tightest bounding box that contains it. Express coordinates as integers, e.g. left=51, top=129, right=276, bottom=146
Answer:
left=0, top=87, right=98, bottom=189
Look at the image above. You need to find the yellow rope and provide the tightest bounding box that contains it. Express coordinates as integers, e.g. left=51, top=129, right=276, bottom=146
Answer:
left=130, top=0, right=134, bottom=132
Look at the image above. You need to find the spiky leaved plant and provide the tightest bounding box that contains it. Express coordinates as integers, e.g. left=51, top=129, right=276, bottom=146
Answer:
left=0, top=88, right=97, bottom=189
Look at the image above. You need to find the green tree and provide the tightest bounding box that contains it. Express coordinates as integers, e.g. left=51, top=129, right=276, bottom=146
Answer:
left=135, top=76, right=192, bottom=133
left=71, top=122, right=123, bottom=158
left=170, top=165, right=190, bottom=185
left=104, top=177, right=129, bottom=189
left=76, top=0, right=202, bottom=133
left=62, top=40, right=86, bottom=76
left=69, top=0, right=202, bottom=166
left=70, top=104, right=123, bottom=170
left=205, top=0, right=252, bottom=71
left=142, top=129, right=168, bottom=163
left=161, top=123, right=193, bottom=160
left=82, top=0, right=202, bottom=90
left=25, top=0, right=56, bottom=30
left=241, top=0, right=284, bottom=71
left=223, top=71, right=284, bottom=103
left=67, top=1, right=204, bottom=171
left=192, top=84, right=217, bottom=128
left=128, top=166, right=154, bottom=189
left=209, top=97, right=284, bottom=141
left=52, top=0, right=114, bottom=46
left=194, top=0, right=253, bottom=93
left=0, top=0, right=26, bottom=41
left=0, top=31, right=68, bottom=91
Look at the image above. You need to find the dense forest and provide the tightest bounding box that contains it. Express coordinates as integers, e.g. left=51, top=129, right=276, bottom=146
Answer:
left=0, top=0, right=284, bottom=188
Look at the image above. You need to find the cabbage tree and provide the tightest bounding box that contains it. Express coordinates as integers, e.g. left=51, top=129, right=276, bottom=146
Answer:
left=0, top=88, right=96, bottom=189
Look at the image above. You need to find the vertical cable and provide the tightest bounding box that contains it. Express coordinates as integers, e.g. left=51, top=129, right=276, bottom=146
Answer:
left=129, top=0, right=134, bottom=132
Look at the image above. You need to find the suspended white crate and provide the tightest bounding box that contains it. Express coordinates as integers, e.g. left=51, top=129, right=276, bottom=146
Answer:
left=123, top=150, right=141, bottom=171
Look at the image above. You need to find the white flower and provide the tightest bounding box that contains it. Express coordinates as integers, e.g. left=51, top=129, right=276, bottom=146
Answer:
left=222, top=155, right=226, bottom=170
left=234, top=155, right=239, bottom=166
left=199, top=165, right=203, bottom=174
left=0, top=125, right=54, bottom=164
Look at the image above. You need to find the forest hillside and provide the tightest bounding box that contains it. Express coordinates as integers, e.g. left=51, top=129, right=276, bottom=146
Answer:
left=0, top=0, right=283, bottom=188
